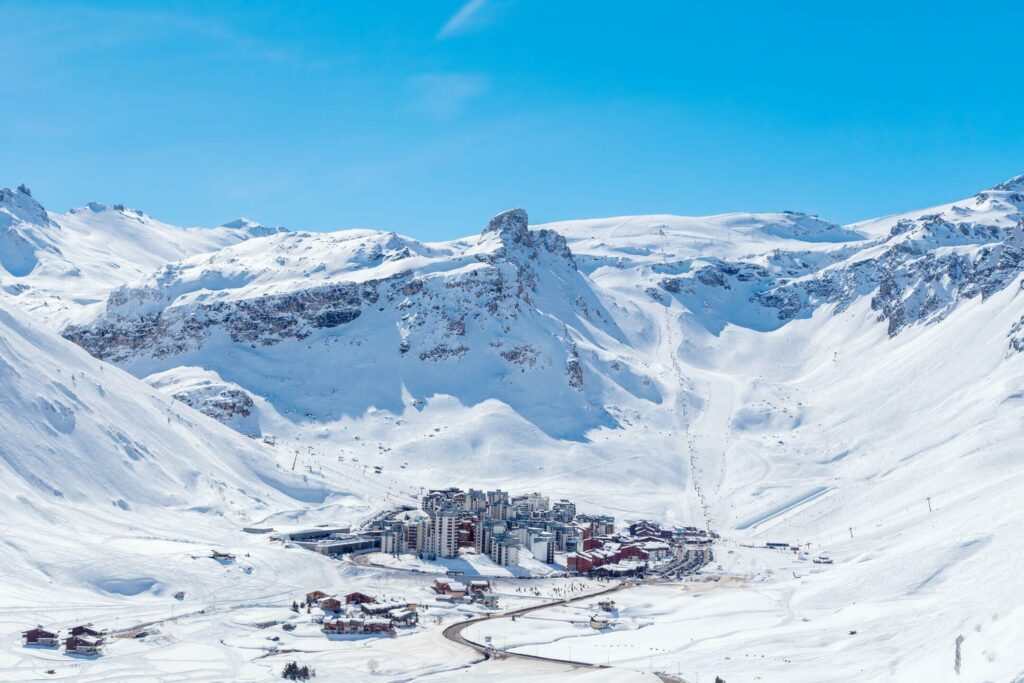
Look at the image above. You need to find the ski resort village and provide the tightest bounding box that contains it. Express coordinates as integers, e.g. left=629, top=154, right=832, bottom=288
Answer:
left=8, top=461, right=841, bottom=682
left=272, top=487, right=715, bottom=579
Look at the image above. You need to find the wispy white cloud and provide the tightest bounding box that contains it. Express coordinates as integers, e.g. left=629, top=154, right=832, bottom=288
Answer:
left=437, top=0, right=490, bottom=39
left=410, top=72, right=491, bottom=119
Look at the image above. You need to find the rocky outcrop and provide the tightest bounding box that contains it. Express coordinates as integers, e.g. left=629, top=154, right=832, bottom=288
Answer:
left=64, top=278, right=383, bottom=363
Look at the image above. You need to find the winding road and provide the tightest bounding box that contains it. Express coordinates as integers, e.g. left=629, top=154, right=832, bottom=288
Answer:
left=442, top=581, right=683, bottom=682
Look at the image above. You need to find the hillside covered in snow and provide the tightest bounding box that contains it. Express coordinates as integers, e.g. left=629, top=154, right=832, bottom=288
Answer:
left=3, top=176, right=1024, bottom=680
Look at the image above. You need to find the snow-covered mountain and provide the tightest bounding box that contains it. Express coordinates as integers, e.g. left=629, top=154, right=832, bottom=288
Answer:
left=44, top=175, right=1024, bottom=446
left=0, top=185, right=284, bottom=327
left=4, top=176, right=1024, bottom=680
left=61, top=207, right=658, bottom=439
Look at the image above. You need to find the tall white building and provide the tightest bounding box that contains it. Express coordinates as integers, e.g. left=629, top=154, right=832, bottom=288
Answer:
left=490, top=534, right=520, bottom=567
left=529, top=531, right=555, bottom=564
left=431, top=507, right=460, bottom=559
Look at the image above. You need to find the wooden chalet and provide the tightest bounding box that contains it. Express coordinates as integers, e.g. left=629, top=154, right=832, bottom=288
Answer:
left=433, top=579, right=466, bottom=597
left=344, top=591, right=376, bottom=605
left=22, top=628, right=59, bottom=646
left=305, top=590, right=329, bottom=605
left=319, top=597, right=343, bottom=613
left=388, top=608, right=418, bottom=627
left=70, top=625, right=104, bottom=638
left=322, top=617, right=395, bottom=636
left=65, top=635, right=103, bottom=655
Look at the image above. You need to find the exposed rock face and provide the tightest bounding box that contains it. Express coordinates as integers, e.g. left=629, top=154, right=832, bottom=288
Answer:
left=65, top=277, right=381, bottom=362
left=173, top=386, right=255, bottom=421
left=651, top=182, right=1024, bottom=342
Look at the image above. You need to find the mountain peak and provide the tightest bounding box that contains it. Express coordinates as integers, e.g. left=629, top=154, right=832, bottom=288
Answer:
left=1, top=185, right=51, bottom=227
left=483, top=208, right=529, bottom=239
left=221, top=217, right=261, bottom=229
left=220, top=217, right=288, bottom=237
left=991, top=173, right=1024, bottom=193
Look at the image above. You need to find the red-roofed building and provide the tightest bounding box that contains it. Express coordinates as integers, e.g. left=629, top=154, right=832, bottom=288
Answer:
left=619, top=545, right=650, bottom=561
left=567, top=552, right=594, bottom=573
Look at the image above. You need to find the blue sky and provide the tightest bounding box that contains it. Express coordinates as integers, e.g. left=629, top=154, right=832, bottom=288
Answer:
left=2, top=1, right=1022, bottom=240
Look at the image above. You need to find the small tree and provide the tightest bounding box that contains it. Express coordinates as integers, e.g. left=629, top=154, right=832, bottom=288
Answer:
left=367, top=658, right=380, bottom=674
left=282, top=661, right=315, bottom=680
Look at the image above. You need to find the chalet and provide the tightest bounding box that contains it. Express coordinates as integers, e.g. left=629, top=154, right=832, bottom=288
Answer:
left=361, top=599, right=410, bottom=616
left=476, top=593, right=499, bottom=608
left=306, top=590, right=329, bottom=605
left=345, top=591, right=376, bottom=605
left=22, top=628, right=59, bottom=647
left=70, top=625, right=104, bottom=638
left=388, top=608, right=418, bottom=627
left=589, top=615, right=611, bottom=629
left=597, top=599, right=616, bottom=612
left=467, top=579, right=491, bottom=593
left=322, top=617, right=395, bottom=636
left=64, top=635, right=103, bottom=655
left=319, top=597, right=343, bottom=613
left=433, top=579, right=467, bottom=597
left=210, top=550, right=236, bottom=561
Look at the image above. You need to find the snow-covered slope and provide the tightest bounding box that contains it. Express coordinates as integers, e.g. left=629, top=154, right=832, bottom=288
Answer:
left=0, top=186, right=284, bottom=327
left=0, top=295, right=355, bottom=627
left=0, top=298, right=321, bottom=510
left=63, top=208, right=660, bottom=439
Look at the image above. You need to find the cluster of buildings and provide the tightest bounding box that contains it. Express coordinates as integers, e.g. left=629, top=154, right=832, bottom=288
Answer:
left=305, top=590, right=419, bottom=637
left=566, top=520, right=714, bottom=577
left=22, top=625, right=105, bottom=655
left=432, top=577, right=499, bottom=608
left=272, top=488, right=714, bottom=578
left=370, top=488, right=607, bottom=568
